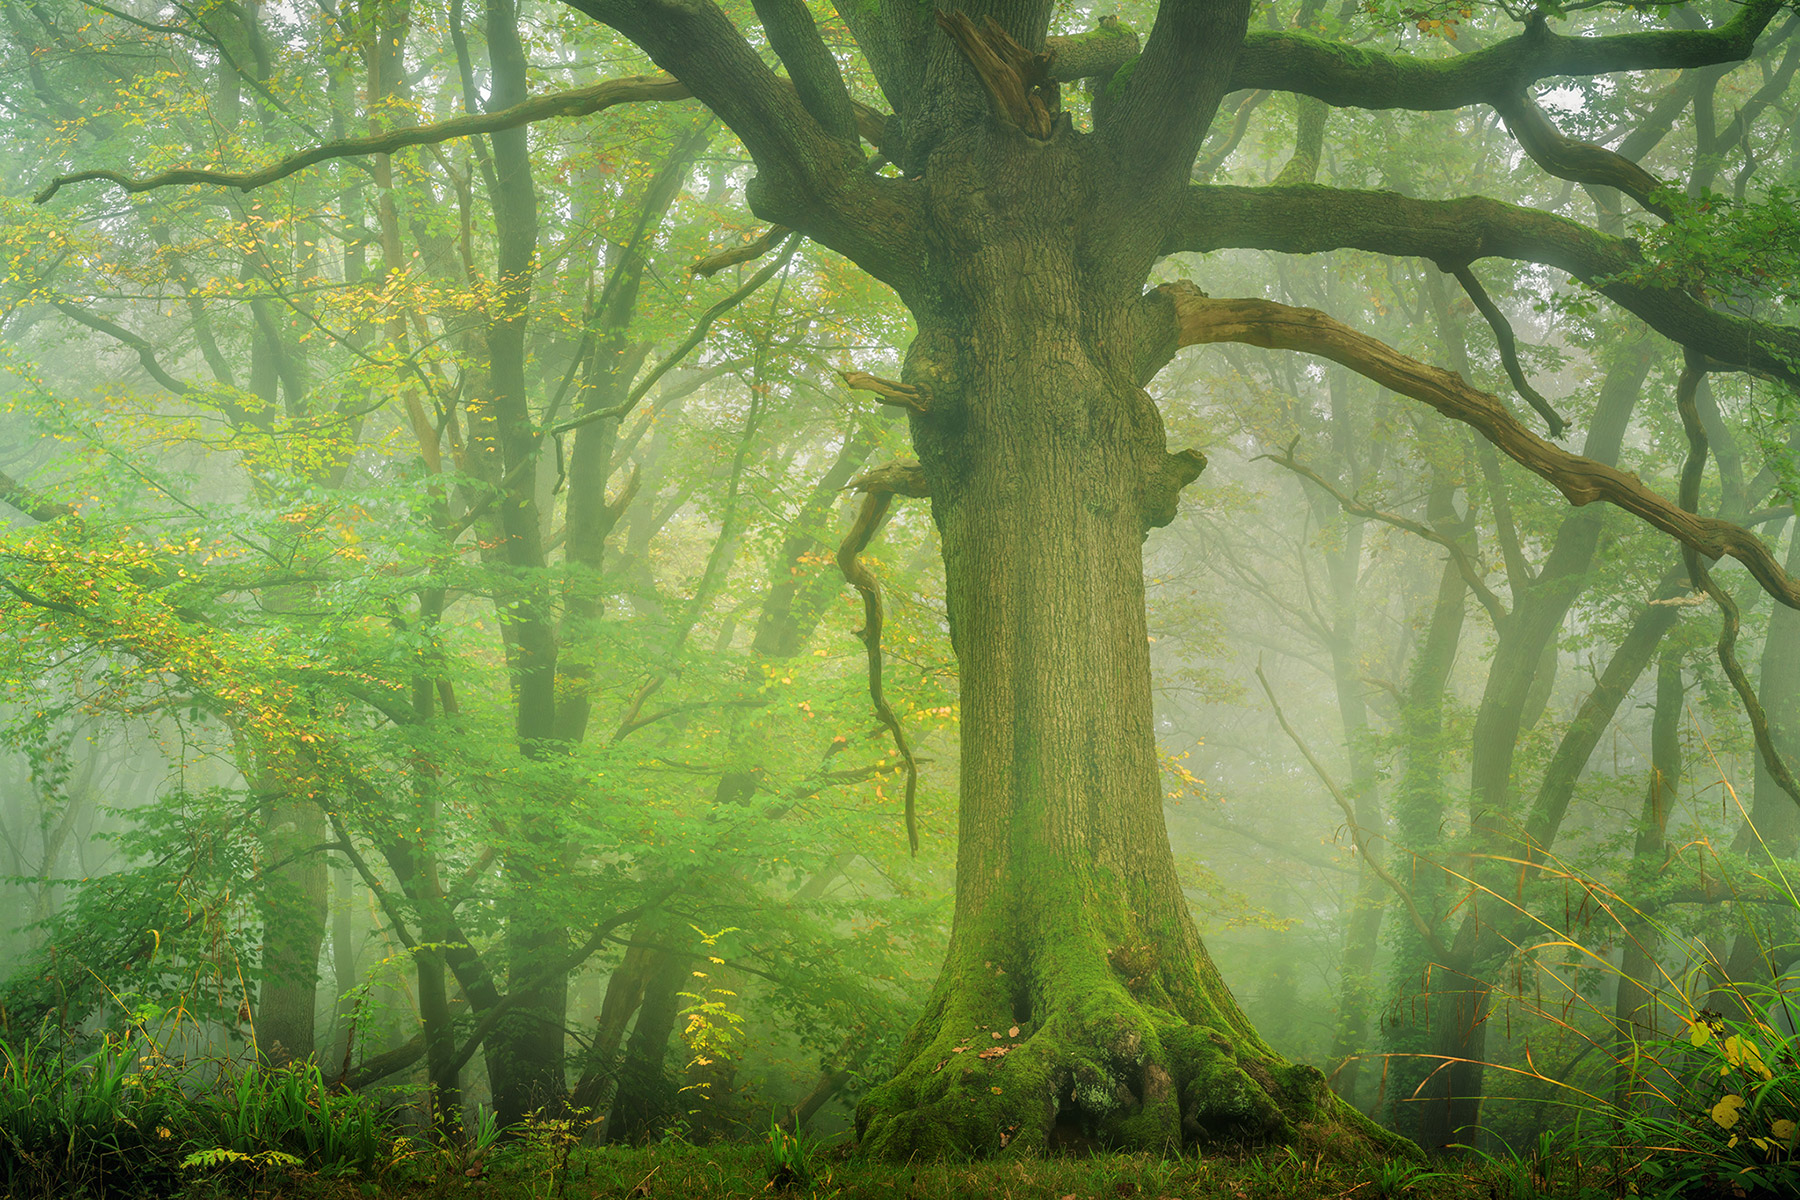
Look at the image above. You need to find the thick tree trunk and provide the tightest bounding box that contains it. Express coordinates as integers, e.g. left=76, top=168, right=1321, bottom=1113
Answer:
left=854, top=196, right=1387, bottom=1156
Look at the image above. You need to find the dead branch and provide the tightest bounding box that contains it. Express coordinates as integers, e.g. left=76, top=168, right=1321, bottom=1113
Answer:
left=935, top=11, right=1058, bottom=138
left=840, top=370, right=931, bottom=416
left=836, top=471, right=925, bottom=854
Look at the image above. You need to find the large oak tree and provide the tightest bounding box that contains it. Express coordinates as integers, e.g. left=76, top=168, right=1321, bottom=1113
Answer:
left=556, top=0, right=1800, bottom=1159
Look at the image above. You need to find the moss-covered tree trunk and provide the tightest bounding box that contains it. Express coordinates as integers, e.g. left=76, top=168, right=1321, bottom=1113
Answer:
left=852, top=119, right=1367, bottom=1155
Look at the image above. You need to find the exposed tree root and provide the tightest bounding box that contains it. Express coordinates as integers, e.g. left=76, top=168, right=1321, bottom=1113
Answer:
left=856, top=878, right=1413, bottom=1160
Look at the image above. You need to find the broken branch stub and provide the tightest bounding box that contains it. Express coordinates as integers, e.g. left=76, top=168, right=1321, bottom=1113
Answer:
left=840, top=370, right=932, bottom=416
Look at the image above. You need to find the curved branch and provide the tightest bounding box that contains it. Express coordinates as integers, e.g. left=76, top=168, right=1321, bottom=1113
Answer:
left=35, top=74, right=690, bottom=203
left=1144, top=285, right=1800, bottom=611
left=1675, top=359, right=1800, bottom=813
left=52, top=302, right=192, bottom=396
left=1492, top=90, right=1674, bottom=220
left=1448, top=263, right=1566, bottom=438
left=837, top=464, right=929, bottom=855
left=1229, top=2, right=1784, bottom=111
left=692, top=224, right=791, bottom=277
left=1162, top=185, right=1800, bottom=387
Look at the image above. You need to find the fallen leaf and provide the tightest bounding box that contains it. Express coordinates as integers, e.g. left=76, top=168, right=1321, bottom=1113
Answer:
left=1008, top=1026, right=1020, bottom=1037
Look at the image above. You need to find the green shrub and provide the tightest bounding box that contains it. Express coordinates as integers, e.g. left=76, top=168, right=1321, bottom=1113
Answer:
left=0, top=1034, right=396, bottom=1197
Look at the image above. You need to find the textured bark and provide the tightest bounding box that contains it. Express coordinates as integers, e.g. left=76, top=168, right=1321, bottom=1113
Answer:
left=849, top=106, right=1387, bottom=1158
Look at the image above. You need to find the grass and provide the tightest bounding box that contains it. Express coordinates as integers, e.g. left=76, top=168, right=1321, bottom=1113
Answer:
left=181, top=1140, right=1515, bottom=1200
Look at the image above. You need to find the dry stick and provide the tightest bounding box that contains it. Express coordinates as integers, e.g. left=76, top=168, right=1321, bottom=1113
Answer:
left=34, top=74, right=691, bottom=203
left=1164, top=287, right=1800, bottom=610
left=1675, top=358, right=1800, bottom=814
left=836, top=483, right=922, bottom=855
left=1253, top=659, right=1449, bottom=958
left=1448, top=264, right=1568, bottom=438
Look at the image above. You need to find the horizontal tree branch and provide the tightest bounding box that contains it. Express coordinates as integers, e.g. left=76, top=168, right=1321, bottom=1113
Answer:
left=1162, top=185, right=1800, bottom=387
left=1145, top=284, right=1800, bottom=611
left=35, top=74, right=691, bottom=203
left=1229, top=2, right=1783, bottom=111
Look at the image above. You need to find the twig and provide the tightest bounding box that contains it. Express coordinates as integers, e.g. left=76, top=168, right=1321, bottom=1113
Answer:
left=1254, top=658, right=1449, bottom=957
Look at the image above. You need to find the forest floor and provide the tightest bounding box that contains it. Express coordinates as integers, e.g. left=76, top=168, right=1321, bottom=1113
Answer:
left=197, top=1142, right=1519, bottom=1200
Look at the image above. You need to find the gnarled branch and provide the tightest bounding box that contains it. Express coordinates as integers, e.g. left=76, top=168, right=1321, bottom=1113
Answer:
left=1145, top=284, right=1800, bottom=611
left=1163, top=185, right=1800, bottom=388
left=1229, top=2, right=1784, bottom=112
left=838, top=461, right=929, bottom=854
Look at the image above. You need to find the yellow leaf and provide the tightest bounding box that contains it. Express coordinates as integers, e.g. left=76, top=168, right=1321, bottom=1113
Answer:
left=1772, top=1119, right=1797, bottom=1144
left=1689, top=1019, right=1713, bottom=1048
left=1711, top=1094, right=1745, bottom=1129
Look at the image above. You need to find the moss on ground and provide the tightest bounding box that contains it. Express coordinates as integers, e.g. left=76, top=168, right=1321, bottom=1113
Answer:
left=174, top=1140, right=1529, bottom=1200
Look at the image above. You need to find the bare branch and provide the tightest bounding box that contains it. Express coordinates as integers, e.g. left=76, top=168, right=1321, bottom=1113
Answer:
left=1254, top=659, right=1449, bottom=959
left=1258, top=444, right=1507, bottom=627
left=1144, top=284, right=1800, bottom=611
left=692, top=225, right=791, bottom=277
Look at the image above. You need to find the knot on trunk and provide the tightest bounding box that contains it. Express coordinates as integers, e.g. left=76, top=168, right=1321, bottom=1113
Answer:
left=1142, top=448, right=1208, bottom=531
